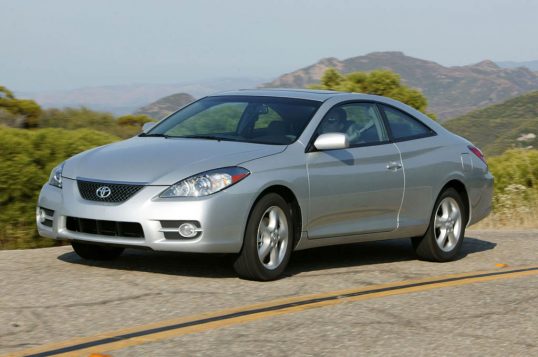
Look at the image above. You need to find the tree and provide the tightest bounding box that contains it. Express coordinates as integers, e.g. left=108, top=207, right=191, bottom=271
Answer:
left=0, top=86, right=42, bottom=128
left=310, top=69, right=434, bottom=118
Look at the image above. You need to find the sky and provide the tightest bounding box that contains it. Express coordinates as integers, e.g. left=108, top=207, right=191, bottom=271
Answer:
left=1, top=0, right=537, bottom=91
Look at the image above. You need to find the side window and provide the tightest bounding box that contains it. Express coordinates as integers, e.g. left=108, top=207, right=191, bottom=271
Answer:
left=317, top=103, right=388, bottom=146
left=382, top=106, right=432, bottom=140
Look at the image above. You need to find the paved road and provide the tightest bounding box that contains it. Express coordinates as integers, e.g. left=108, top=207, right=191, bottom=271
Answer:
left=1, top=230, right=537, bottom=356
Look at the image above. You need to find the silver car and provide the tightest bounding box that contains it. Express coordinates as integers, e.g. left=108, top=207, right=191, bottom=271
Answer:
left=37, top=89, right=493, bottom=280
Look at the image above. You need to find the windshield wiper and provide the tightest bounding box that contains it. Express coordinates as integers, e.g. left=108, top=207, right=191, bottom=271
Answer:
left=177, top=135, right=237, bottom=142
left=139, top=133, right=169, bottom=138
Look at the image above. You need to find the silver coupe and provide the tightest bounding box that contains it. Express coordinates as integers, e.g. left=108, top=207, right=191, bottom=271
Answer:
left=37, top=89, right=493, bottom=280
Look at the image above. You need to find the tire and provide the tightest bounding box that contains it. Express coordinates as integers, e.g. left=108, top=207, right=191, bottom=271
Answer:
left=412, top=188, right=466, bottom=262
left=71, top=241, right=124, bottom=261
left=233, top=193, right=294, bottom=281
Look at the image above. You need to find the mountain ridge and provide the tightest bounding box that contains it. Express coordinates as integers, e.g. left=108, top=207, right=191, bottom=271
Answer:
left=497, top=60, right=538, bottom=71
left=134, top=93, right=195, bottom=120
left=262, top=52, right=538, bottom=120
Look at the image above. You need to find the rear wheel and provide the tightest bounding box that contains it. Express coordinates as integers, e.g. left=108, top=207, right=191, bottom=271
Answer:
left=233, top=193, right=293, bottom=281
left=413, top=188, right=466, bottom=261
left=71, top=241, right=124, bottom=260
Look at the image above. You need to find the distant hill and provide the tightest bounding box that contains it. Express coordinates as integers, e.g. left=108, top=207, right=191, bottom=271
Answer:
left=497, top=60, right=538, bottom=71
left=21, top=77, right=266, bottom=115
left=134, top=93, right=195, bottom=119
left=444, top=91, right=538, bottom=156
left=262, top=52, right=538, bottom=120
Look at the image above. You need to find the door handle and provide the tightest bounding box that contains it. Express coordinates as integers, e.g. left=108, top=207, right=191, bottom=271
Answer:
left=386, top=161, right=402, bottom=170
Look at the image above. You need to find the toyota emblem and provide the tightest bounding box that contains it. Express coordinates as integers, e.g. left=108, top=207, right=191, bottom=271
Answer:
left=95, top=186, right=112, bottom=199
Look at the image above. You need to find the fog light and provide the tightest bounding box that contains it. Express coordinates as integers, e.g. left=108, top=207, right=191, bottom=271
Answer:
left=37, top=208, right=46, bottom=224
left=178, top=223, right=198, bottom=238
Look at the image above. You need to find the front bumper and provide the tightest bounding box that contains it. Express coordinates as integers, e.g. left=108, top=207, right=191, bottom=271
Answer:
left=36, top=178, right=250, bottom=253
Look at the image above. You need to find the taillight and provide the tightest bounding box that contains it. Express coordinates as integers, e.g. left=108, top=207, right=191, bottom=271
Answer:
left=468, top=145, right=487, bottom=165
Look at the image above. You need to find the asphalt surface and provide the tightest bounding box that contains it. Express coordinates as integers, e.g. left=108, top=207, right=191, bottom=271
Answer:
left=1, top=229, right=537, bottom=356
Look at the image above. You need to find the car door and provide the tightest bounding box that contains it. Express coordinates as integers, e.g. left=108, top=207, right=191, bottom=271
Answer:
left=306, top=102, right=404, bottom=239
left=379, top=104, right=441, bottom=234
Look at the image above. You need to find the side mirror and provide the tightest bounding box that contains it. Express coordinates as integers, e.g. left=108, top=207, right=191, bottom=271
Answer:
left=313, top=133, right=349, bottom=151
left=142, top=122, right=156, bottom=133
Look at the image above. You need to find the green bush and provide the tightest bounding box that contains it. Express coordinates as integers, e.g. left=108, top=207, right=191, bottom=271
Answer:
left=0, top=86, right=42, bottom=128
left=39, top=107, right=154, bottom=139
left=486, top=149, right=538, bottom=225
left=0, top=127, right=119, bottom=249
left=488, top=149, right=538, bottom=195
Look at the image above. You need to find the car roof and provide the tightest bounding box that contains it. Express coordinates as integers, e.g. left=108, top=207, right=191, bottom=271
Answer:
left=209, top=88, right=422, bottom=107
left=210, top=88, right=356, bottom=101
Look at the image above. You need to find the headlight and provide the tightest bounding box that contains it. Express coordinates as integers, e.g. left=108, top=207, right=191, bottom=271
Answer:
left=48, top=163, right=64, bottom=188
left=160, top=167, right=250, bottom=198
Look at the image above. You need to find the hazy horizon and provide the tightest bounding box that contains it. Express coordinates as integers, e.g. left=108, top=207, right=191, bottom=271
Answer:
left=1, top=0, right=538, bottom=92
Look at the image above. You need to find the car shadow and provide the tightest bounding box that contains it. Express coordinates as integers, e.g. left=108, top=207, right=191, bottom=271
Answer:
left=285, top=235, right=496, bottom=277
left=57, top=249, right=238, bottom=278
left=57, top=236, right=496, bottom=279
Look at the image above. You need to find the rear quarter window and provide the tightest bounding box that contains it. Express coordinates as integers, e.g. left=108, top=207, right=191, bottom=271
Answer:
left=382, top=105, right=433, bottom=140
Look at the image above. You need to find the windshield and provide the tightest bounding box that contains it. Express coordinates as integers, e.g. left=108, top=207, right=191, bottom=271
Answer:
left=144, top=95, right=321, bottom=145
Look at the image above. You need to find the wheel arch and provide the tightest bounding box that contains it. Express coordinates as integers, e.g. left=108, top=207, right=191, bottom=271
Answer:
left=438, top=179, right=471, bottom=226
left=246, top=185, right=303, bottom=248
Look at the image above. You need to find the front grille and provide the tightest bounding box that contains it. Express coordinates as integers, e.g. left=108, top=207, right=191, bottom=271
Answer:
left=66, top=216, right=144, bottom=238
left=77, top=180, right=143, bottom=203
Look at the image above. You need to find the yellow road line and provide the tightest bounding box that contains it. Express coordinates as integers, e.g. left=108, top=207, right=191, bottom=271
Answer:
left=6, top=265, right=538, bottom=357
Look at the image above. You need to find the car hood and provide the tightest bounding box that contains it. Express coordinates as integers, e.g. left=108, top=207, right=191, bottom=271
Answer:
left=63, top=137, right=285, bottom=185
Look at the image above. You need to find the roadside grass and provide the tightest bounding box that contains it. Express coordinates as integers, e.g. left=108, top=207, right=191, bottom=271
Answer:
left=470, top=211, right=538, bottom=229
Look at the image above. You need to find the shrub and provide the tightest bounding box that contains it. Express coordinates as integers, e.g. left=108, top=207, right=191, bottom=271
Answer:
left=0, top=127, right=119, bottom=249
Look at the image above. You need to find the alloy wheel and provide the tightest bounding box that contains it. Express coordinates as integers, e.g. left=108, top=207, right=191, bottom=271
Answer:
left=256, top=206, right=289, bottom=270
left=433, top=197, right=463, bottom=252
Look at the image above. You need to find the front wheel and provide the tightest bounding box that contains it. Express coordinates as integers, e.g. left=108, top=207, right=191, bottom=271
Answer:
left=233, top=193, right=293, bottom=281
left=412, top=188, right=466, bottom=262
left=71, top=241, right=124, bottom=261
